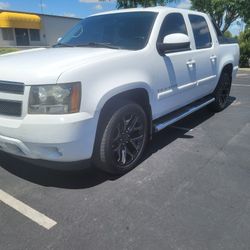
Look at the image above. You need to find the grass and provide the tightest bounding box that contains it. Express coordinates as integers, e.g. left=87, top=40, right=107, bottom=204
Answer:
left=0, top=48, right=19, bottom=55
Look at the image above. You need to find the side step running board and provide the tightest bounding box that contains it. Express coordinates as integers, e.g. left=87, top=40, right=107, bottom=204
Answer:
left=154, top=97, right=215, bottom=132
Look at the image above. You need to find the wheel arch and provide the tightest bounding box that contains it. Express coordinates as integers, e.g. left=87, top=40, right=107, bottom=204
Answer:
left=219, top=61, right=234, bottom=80
left=221, top=63, right=233, bottom=76
left=93, top=86, right=153, bottom=152
left=214, top=61, right=234, bottom=91
left=100, top=87, right=152, bottom=127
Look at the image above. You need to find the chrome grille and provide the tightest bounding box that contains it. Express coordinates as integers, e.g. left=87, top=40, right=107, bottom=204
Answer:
left=0, top=99, right=22, bottom=117
left=0, top=80, right=24, bottom=117
left=0, top=81, right=24, bottom=95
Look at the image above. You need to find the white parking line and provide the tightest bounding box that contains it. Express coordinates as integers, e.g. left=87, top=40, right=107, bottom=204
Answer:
left=237, top=74, right=249, bottom=77
left=232, top=84, right=250, bottom=87
left=0, top=189, right=57, bottom=230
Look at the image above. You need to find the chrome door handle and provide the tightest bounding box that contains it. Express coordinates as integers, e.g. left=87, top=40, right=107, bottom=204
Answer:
left=210, top=55, right=217, bottom=62
left=186, top=60, right=196, bottom=68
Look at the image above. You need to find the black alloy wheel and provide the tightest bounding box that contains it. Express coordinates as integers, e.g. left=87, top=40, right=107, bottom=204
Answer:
left=209, top=71, right=232, bottom=112
left=111, top=112, right=145, bottom=166
left=94, top=101, right=148, bottom=175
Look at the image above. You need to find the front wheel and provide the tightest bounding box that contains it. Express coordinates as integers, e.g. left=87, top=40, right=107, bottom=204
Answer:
left=94, top=101, right=148, bottom=175
left=209, top=71, right=232, bottom=112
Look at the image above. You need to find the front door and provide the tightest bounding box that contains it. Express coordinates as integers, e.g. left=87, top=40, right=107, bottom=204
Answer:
left=154, top=12, right=198, bottom=117
left=15, top=28, right=30, bottom=46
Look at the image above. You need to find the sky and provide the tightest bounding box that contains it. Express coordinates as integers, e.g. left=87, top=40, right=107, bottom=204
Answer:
left=0, top=0, right=242, bottom=35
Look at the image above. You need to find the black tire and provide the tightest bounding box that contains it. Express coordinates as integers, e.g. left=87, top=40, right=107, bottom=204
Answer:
left=209, top=71, right=232, bottom=112
left=93, top=100, right=148, bottom=175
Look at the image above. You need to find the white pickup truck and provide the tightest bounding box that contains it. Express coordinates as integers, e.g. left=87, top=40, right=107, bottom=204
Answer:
left=0, top=7, right=239, bottom=174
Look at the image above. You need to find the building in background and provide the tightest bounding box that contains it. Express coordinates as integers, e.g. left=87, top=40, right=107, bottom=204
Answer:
left=0, top=10, right=81, bottom=47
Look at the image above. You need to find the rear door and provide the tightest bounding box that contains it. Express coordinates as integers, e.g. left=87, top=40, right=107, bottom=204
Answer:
left=187, top=14, right=217, bottom=96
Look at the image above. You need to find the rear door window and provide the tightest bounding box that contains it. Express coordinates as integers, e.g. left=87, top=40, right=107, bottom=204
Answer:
left=189, top=15, right=212, bottom=49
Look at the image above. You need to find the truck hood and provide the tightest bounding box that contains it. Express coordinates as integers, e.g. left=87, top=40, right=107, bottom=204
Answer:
left=0, top=47, right=125, bottom=85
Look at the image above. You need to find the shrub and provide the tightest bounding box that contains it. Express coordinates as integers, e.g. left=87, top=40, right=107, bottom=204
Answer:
left=238, top=29, right=250, bottom=67
left=0, top=48, right=19, bottom=55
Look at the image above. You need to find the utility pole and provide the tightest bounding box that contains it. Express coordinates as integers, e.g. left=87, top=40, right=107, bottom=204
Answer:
left=40, top=0, right=44, bottom=14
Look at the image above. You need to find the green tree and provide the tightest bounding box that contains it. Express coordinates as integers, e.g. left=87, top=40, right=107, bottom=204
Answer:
left=246, top=20, right=250, bottom=30
left=190, top=0, right=250, bottom=33
left=224, top=30, right=233, bottom=38
left=238, top=28, right=250, bottom=67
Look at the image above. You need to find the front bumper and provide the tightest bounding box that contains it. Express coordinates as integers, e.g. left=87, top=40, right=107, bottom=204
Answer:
left=0, top=112, right=98, bottom=162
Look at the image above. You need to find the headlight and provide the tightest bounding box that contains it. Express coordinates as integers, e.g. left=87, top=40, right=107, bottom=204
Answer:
left=28, top=82, right=81, bottom=114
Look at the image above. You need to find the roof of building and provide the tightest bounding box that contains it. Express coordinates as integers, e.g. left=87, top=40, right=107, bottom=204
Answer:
left=0, top=9, right=82, bottom=20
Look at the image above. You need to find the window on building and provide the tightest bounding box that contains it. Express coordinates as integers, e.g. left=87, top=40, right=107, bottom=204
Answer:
left=189, top=15, right=212, bottom=49
left=30, top=29, right=40, bottom=41
left=2, top=28, right=14, bottom=40
left=158, top=13, right=188, bottom=42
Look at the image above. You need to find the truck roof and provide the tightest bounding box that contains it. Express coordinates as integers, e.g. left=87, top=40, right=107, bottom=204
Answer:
left=91, top=6, right=206, bottom=17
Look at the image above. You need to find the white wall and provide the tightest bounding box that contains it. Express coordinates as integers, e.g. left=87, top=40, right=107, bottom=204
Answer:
left=41, top=15, right=80, bottom=46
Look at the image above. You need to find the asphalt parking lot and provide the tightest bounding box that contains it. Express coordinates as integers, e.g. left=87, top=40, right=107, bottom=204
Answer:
left=0, top=71, right=250, bottom=250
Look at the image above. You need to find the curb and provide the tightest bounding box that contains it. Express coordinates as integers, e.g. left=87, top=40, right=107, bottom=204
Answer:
left=239, top=68, right=250, bottom=72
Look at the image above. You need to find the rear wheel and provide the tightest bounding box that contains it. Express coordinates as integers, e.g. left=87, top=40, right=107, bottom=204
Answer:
left=209, top=71, right=232, bottom=112
left=94, top=100, right=148, bottom=175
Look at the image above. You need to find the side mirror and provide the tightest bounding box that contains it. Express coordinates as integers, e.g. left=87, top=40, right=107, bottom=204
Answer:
left=157, top=33, right=191, bottom=55
left=57, top=37, right=62, bottom=43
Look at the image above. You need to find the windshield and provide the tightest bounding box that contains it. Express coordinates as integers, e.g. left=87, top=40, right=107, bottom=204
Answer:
left=57, top=12, right=158, bottom=50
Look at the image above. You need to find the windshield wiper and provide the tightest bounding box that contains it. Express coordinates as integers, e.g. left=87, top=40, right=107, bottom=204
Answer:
left=53, top=42, right=74, bottom=48
left=76, top=42, right=121, bottom=50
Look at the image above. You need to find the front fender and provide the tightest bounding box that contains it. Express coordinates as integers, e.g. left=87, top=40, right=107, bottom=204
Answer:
left=95, top=82, right=153, bottom=114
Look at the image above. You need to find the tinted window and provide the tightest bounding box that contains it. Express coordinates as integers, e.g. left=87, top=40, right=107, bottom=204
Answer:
left=2, top=28, right=14, bottom=40
left=158, top=13, right=188, bottom=42
left=30, top=29, right=40, bottom=41
left=189, top=15, right=212, bottom=49
left=58, top=12, right=157, bottom=50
